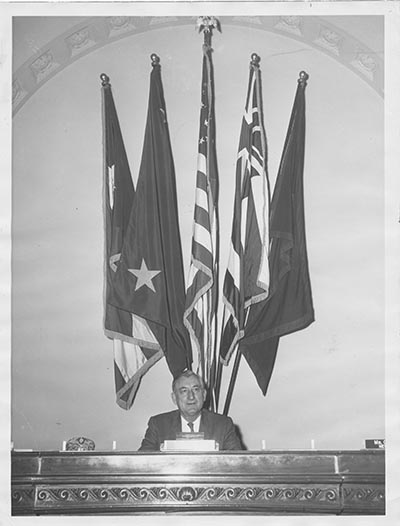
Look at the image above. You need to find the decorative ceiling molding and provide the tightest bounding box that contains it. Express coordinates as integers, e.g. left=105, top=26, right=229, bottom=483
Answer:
left=12, top=15, right=383, bottom=115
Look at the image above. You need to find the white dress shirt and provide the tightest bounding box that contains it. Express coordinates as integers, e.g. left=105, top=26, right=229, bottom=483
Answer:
left=181, top=414, right=201, bottom=433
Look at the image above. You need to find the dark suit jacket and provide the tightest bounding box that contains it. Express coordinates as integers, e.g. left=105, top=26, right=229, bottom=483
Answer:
left=138, top=409, right=242, bottom=451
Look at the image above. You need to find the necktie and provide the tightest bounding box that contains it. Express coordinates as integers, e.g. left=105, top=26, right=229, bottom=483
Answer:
left=187, top=422, right=194, bottom=433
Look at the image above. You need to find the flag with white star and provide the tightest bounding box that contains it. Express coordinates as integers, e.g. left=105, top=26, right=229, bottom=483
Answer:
left=183, top=40, right=219, bottom=407
left=102, top=76, right=149, bottom=410
left=109, top=58, right=192, bottom=394
left=102, top=76, right=134, bottom=342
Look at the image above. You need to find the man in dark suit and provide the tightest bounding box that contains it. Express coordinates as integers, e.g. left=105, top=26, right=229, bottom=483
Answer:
left=138, top=370, right=242, bottom=451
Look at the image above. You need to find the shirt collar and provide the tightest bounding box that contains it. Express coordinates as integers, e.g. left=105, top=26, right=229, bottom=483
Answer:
left=181, top=413, right=201, bottom=433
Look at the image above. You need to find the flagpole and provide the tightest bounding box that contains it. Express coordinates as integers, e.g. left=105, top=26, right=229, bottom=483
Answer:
left=100, top=72, right=110, bottom=333
left=223, top=347, right=242, bottom=415
left=214, top=310, right=225, bottom=412
left=196, top=16, right=221, bottom=411
left=223, top=292, right=250, bottom=416
left=214, top=358, right=222, bottom=411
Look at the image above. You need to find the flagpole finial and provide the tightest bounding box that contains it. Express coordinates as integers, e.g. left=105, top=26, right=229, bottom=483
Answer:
left=151, top=54, right=160, bottom=67
left=196, top=16, right=221, bottom=34
left=298, top=71, right=309, bottom=86
left=196, top=16, right=221, bottom=47
left=250, top=53, right=261, bottom=68
left=100, top=73, right=110, bottom=87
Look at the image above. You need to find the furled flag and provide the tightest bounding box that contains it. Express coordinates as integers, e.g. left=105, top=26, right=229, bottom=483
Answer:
left=239, top=71, right=315, bottom=395
left=109, top=55, right=192, bottom=398
left=219, top=54, right=270, bottom=369
left=101, top=73, right=146, bottom=410
left=184, top=37, right=219, bottom=394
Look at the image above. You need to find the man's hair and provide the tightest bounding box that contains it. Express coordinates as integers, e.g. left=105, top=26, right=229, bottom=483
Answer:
left=172, top=370, right=205, bottom=393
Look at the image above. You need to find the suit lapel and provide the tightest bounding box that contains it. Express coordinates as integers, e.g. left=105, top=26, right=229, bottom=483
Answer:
left=172, top=410, right=181, bottom=438
left=199, top=409, right=207, bottom=436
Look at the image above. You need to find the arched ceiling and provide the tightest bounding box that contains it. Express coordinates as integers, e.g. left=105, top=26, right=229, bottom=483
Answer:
left=12, top=15, right=383, bottom=114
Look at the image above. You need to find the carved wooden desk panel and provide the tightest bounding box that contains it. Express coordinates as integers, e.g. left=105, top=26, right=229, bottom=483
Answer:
left=11, top=450, right=385, bottom=515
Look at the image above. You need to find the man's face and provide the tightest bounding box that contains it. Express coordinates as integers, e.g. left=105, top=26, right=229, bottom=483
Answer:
left=171, top=374, right=206, bottom=422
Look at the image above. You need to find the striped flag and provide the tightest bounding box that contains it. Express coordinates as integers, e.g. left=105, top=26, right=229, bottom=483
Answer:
left=219, top=55, right=270, bottom=367
left=102, top=74, right=155, bottom=410
left=184, top=41, right=219, bottom=392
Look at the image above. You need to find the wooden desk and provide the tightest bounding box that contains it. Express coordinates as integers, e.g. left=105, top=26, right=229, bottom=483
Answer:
left=11, top=450, right=385, bottom=515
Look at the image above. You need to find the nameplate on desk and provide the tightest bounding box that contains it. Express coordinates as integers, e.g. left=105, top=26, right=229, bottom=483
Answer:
left=176, top=432, right=204, bottom=440
left=365, top=439, right=385, bottom=449
left=161, top=439, right=218, bottom=452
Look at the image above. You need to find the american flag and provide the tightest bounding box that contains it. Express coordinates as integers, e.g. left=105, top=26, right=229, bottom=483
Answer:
left=219, top=55, right=270, bottom=366
left=184, top=41, right=219, bottom=394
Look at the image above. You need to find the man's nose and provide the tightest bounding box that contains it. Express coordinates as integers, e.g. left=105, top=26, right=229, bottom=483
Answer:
left=187, top=389, right=195, bottom=400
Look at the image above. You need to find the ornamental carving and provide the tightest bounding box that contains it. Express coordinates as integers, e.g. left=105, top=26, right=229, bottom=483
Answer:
left=35, top=484, right=339, bottom=507
left=274, top=16, right=302, bottom=36
left=343, top=486, right=385, bottom=503
left=314, top=26, right=343, bottom=55
left=107, top=17, right=136, bottom=36
left=12, top=487, right=35, bottom=507
left=177, top=486, right=197, bottom=501
left=12, top=16, right=384, bottom=115
left=30, top=51, right=59, bottom=82
left=357, top=53, right=377, bottom=72
left=351, top=52, right=377, bottom=81
left=66, top=28, right=95, bottom=56
left=12, top=80, right=27, bottom=106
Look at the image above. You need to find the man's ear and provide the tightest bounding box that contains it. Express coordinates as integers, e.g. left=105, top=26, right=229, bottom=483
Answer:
left=171, top=391, right=177, bottom=406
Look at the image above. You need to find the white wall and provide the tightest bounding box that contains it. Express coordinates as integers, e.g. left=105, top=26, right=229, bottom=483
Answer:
left=11, top=18, right=384, bottom=452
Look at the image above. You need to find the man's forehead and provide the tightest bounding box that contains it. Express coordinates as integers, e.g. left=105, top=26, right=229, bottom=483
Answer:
left=176, top=376, right=202, bottom=389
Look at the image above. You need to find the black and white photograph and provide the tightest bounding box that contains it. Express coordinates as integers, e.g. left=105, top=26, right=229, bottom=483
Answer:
left=1, top=1, right=399, bottom=523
